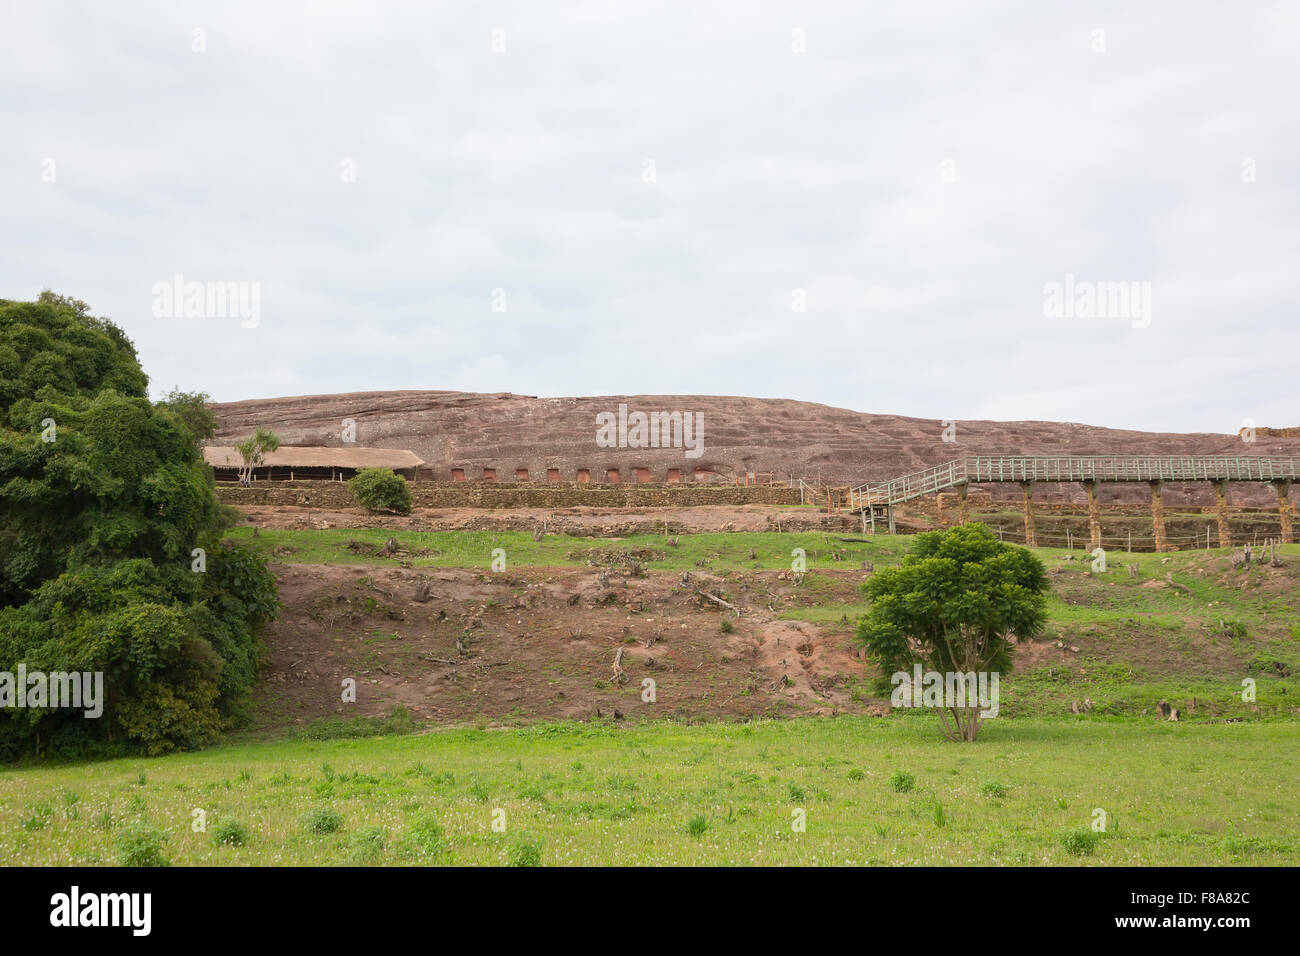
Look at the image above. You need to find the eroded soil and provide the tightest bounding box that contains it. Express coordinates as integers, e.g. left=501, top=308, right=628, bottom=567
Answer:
left=255, top=564, right=881, bottom=730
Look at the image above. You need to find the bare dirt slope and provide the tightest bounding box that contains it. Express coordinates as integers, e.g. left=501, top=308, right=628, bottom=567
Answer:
left=212, top=390, right=1300, bottom=505
left=255, top=564, right=878, bottom=731
left=251, top=551, right=1297, bottom=733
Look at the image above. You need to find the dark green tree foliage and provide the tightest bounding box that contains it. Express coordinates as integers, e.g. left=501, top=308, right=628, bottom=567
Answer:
left=0, top=292, right=148, bottom=413
left=234, top=427, right=280, bottom=484
left=856, top=522, right=1049, bottom=699
left=0, top=294, right=279, bottom=758
left=349, top=468, right=412, bottom=515
left=156, top=387, right=217, bottom=445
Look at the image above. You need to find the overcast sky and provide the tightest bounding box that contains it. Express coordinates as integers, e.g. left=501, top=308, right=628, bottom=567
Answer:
left=3, top=1, right=1297, bottom=433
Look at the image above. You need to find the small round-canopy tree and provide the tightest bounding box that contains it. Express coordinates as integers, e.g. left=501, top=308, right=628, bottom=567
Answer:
left=349, top=468, right=412, bottom=515
left=234, top=428, right=279, bottom=485
left=856, top=523, right=1049, bottom=741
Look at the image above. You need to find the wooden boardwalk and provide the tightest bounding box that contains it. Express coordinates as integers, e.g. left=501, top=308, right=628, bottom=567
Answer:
left=850, top=456, right=1300, bottom=508
left=846, top=455, right=1298, bottom=548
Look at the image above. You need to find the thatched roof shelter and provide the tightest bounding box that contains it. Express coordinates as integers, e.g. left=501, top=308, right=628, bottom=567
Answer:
left=203, top=445, right=424, bottom=480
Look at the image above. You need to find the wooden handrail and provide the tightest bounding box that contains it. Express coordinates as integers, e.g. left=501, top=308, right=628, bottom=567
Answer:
left=851, top=456, right=1300, bottom=507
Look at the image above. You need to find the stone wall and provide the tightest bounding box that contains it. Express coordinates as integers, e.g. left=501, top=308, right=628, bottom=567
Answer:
left=217, top=481, right=805, bottom=509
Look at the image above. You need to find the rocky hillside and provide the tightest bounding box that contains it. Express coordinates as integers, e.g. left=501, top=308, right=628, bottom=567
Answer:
left=211, top=390, right=1300, bottom=506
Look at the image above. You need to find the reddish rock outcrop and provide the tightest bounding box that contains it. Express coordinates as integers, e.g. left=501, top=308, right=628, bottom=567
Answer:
left=212, top=390, right=1300, bottom=506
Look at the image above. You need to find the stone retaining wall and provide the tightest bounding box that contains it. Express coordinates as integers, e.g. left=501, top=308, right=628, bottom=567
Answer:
left=216, top=481, right=805, bottom=509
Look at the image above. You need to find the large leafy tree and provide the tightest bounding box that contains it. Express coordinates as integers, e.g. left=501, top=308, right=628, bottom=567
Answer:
left=0, top=293, right=278, bottom=757
left=856, top=523, right=1049, bottom=741
left=156, top=387, right=218, bottom=446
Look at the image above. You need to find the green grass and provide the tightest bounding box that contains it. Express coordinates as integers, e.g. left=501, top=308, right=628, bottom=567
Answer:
left=1001, top=666, right=1298, bottom=719
left=228, top=525, right=1299, bottom=584
left=9, top=526, right=1286, bottom=866
left=2, top=718, right=1296, bottom=865
left=225, top=527, right=897, bottom=572
left=780, top=601, right=872, bottom=624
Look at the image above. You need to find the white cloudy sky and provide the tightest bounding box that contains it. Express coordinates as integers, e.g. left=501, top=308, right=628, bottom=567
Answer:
left=2, top=1, right=1297, bottom=433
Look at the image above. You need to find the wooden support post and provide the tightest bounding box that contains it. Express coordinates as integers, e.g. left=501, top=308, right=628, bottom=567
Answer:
left=1083, top=479, right=1101, bottom=552
left=1150, top=480, right=1167, bottom=552
left=1019, top=481, right=1036, bottom=547
left=1211, top=479, right=1231, bottom=548
left=958, top=482, right=969, bottom=524
left=887, top=504, right=896, bottom=535
left=1274, top=479, right=1293, bottom=544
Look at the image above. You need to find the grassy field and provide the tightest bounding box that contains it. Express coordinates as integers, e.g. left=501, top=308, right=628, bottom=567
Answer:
left=225, top=526, right=894, bottom=571
left=225, top=524, right=1300, bottom=582
left=2, top=717, right=1296, bottom=866
left=4, top=528, right=1296, bottom=866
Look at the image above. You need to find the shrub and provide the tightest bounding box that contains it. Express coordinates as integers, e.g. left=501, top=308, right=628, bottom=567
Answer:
left=20, top=801, right=54, bottom=831
left=211, top=819, right=250, bottom=847
left=294, top=706, right=414, bottom=741
left=348, top=468, right=412, bottom=515
left=409, top=815, right=446, bottom=856
left=1250, top=654, right=1291, bottom=677
left=931, top=799, right=947, bottom=828
left=349, top=826, right=387, bottom=864
left=889, top=770, right=915, bottom=793
left=1222, top=620, right=1248, bottom=640
left=507, top=835, right=542, bottom=866
left=517, top=782, right=546, bottom=801
left=1060, top=828, right=1101, bottom=857
left=1221, top=833, right=1288, bottom=856
left=116, top=822, right=170, bottom=867
left=302, top=805, right=343, bottom=834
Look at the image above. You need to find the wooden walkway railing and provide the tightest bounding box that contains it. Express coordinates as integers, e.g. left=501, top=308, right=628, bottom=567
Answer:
left=849, top=456, right=1300, bottom=509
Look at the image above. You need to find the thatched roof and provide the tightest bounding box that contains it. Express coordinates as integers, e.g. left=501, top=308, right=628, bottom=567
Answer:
left=203, top=445, right=424, bottom=470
